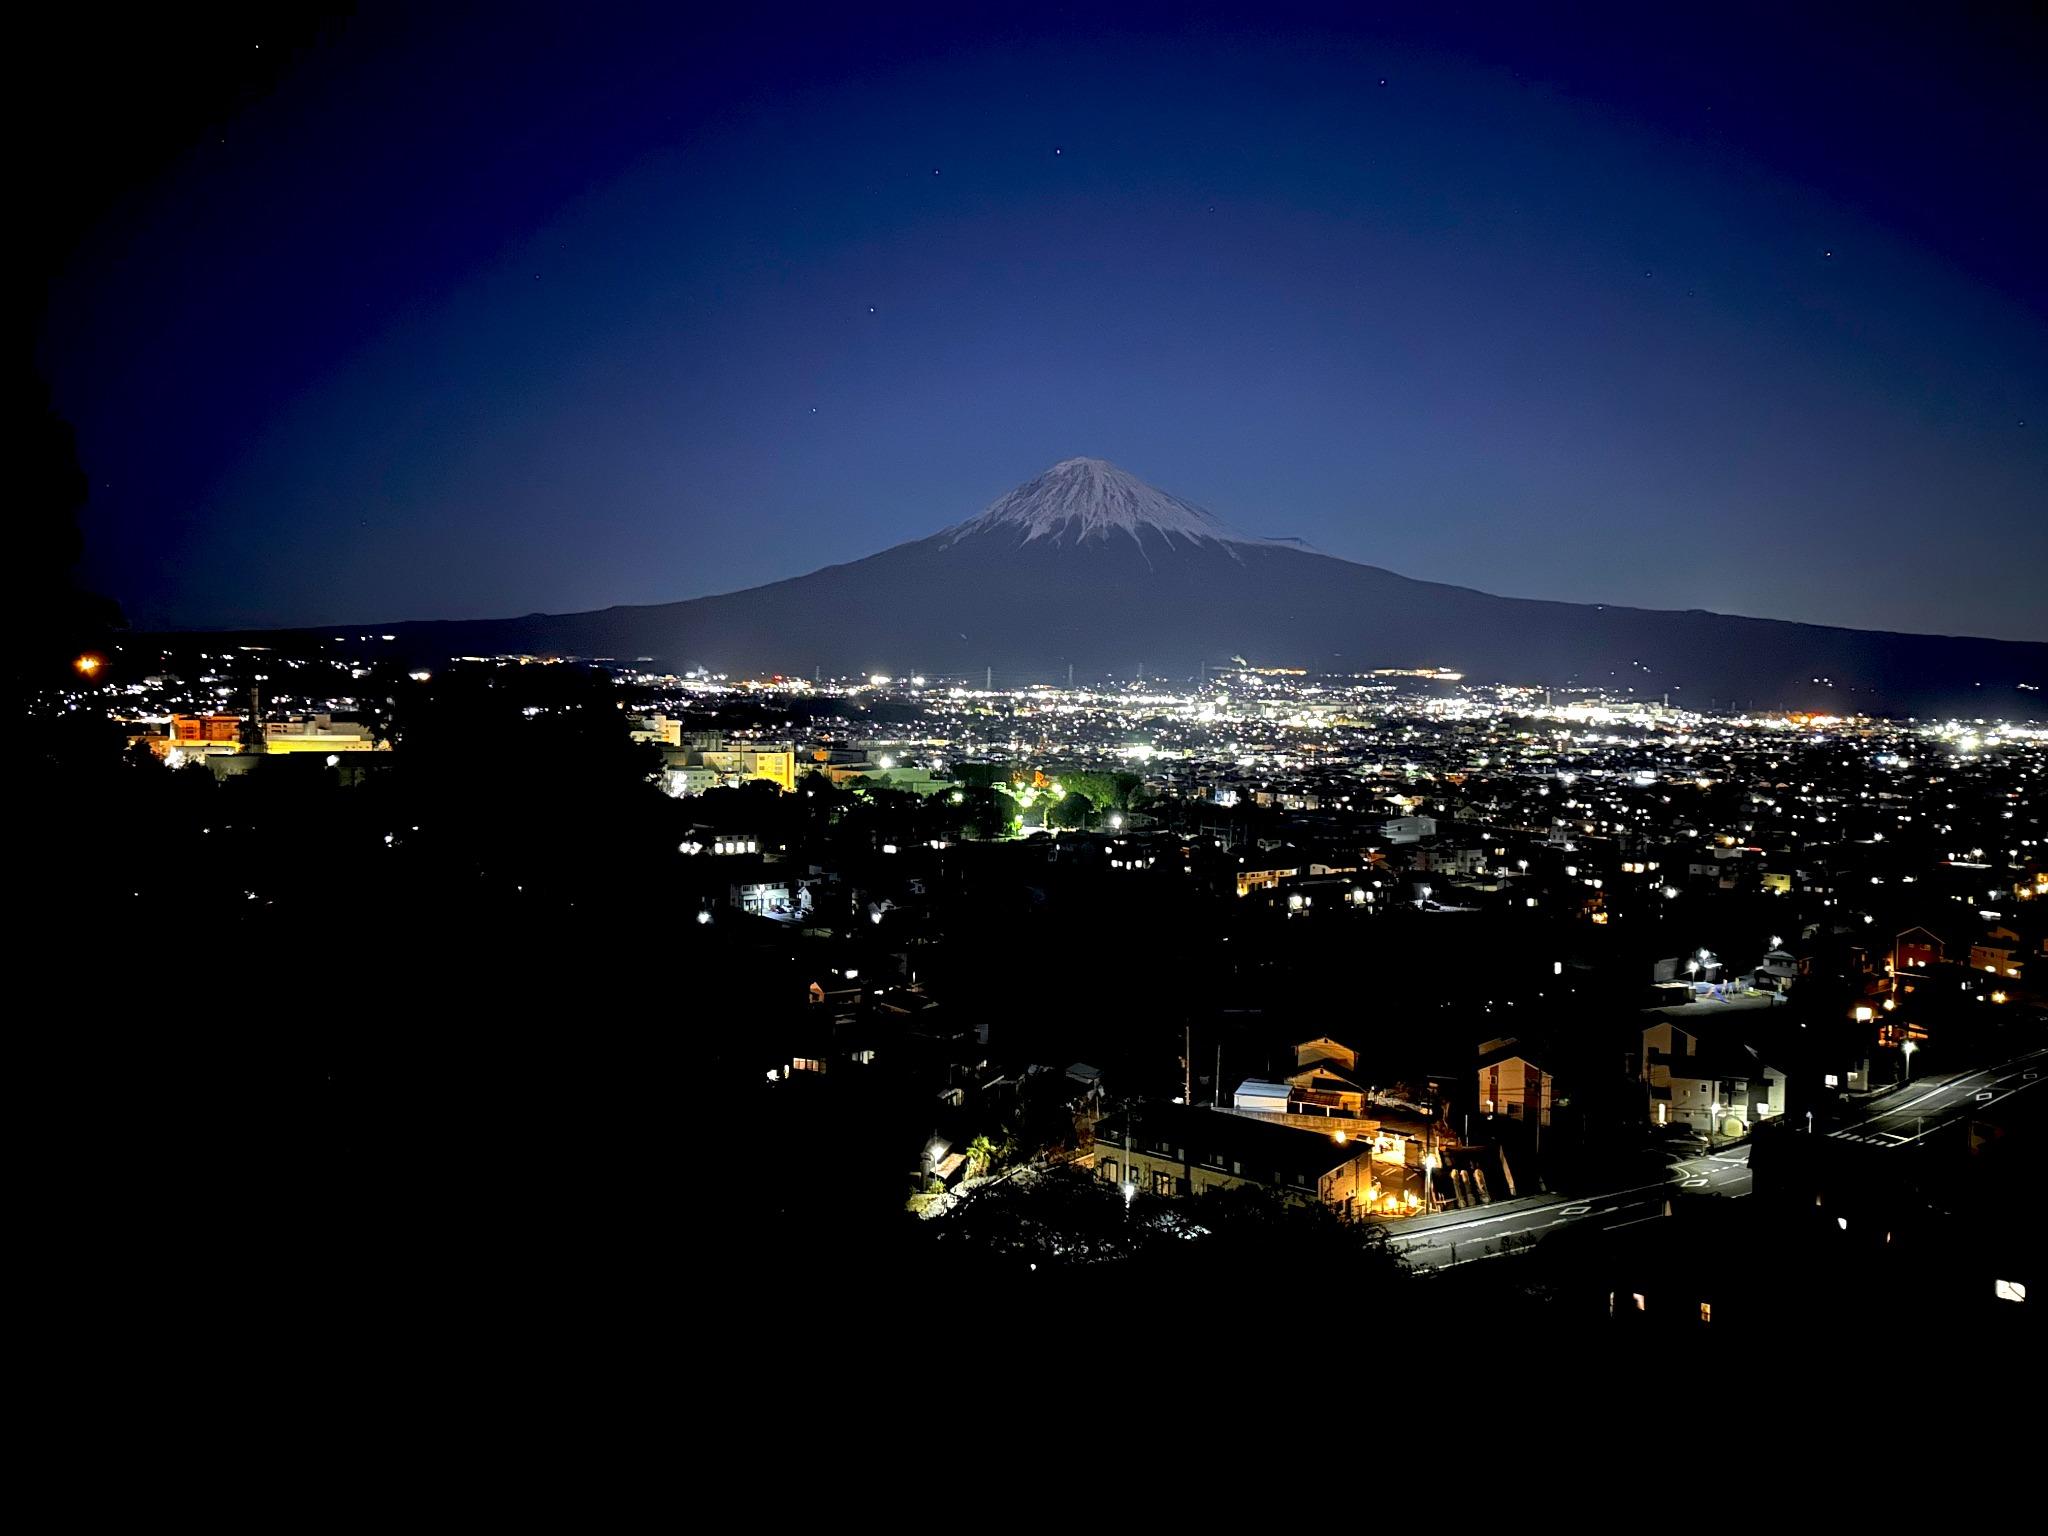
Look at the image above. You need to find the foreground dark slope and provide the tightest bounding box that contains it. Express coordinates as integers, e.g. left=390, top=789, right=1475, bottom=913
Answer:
left=356, top=529, right=2041, bottom=715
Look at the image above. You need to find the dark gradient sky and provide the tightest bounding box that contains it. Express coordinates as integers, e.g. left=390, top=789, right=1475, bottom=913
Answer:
left=38, top=2, right=2048, bottom=638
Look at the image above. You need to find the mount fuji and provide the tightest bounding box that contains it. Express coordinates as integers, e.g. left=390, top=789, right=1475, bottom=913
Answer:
left=267, top=457, right=2043, bottom=713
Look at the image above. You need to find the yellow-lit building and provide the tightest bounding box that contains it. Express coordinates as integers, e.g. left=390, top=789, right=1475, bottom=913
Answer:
left=142, top=712, right=383, bottom=765
left=629, top=715, right=684, bottom=747
left=262, top=714, right=382, bottom=754
left=700, top=746, right=795, bottom=792
left=1235, top=865, right=1298, bottom=897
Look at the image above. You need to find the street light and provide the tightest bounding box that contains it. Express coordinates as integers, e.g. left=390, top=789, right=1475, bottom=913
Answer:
left=1902, top=1040, right=1918, bottom=1083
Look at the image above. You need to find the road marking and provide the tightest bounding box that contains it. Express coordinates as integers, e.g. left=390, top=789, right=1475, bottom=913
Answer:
left=1559, top=1205, right=1592, bottom=1216
left=1886, top=1072, right=1985, bottom=1115
left=1681, top=1176, right=1709, bottom=1187
left=1607, top=1212, right=1668, bottom=1231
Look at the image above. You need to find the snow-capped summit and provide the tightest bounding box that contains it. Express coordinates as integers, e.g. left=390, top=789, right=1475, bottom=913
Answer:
left=943, top=457, right=1251, bottom=551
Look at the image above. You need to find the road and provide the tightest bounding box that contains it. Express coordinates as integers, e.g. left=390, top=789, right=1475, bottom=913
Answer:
left=1825, top=1046, right=2047, bottom=1150
left=1384, top=1146, right=1752, bottom=1270
left=1387, top=1044, right=2047, bottom=1270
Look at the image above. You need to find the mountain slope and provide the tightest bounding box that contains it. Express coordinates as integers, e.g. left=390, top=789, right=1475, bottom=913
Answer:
left=288, top=458, right=2046, bottom=713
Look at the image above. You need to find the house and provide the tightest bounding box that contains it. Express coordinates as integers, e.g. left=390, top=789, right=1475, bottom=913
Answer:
left=1228, top=1042, right=1449, bottom=1210
left=1893, top=926, right=1946, bottom=974
left=1476, top=1040, right=1553, bottom=1128
left=1752, top=949, right=1799, bottom=993
left=1227, top=1038, right=1371, bottom=1123
left=1969, top=925, right=2026, bottom=983
left=1379, top=815, right=1437, bottom=844
left=1640, top=1020, right=1787, bottom=1134
left=730, top=878, right=793, bottom=917
left=1408, top=844, right=1487, bottom=876
left=1284, top=1056, right=1369, bottom=1117
left=1294, top=1037, right=1357, bottom=1071
left=1093, top=1103, right=1373, bottom=1211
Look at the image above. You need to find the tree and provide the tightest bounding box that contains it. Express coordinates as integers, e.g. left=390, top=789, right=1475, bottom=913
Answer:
left=954, top=762, right=1019, bottom=790
left=965, top=1134, right=999, bottom=1179
left=1054, top=770, right=1145, bottom=813
left=959, top=785, right=1016, bottom=840
left=1048, top=791, right=1094, bottom=830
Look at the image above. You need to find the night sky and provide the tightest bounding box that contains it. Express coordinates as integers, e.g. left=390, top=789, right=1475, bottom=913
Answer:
left=35, top=3, right=2047, bottom=639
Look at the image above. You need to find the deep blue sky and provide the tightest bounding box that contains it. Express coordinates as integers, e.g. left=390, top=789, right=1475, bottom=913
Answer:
left=40, top=2, right=2047, bottom=638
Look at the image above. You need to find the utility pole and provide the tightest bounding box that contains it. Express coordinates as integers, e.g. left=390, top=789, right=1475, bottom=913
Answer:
left=985, top=665, right=992, bottom=690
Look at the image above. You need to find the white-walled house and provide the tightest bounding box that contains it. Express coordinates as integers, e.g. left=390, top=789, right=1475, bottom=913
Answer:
left=1641, top=1020, right=1786, bottom=1134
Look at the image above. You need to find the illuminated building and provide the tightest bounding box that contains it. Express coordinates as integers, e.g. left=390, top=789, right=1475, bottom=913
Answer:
left=1476, top=1042, right=1553, bottom=1128
left=167, top=714, right=243, bottom=748
left=629, top=714, right=684, bottom=747
left=699, top=746, right=795, bottom=792
left=664, top=765, right=720, bottom=798
left=661, top=742, right=797, bottom=794
left=1234, top=864, right=1298, bottom=897
left=1640, top=1020, right=1786, bottom=1132
left=149, top=712, right=379, bottom=762
left=261, top=714, right=381, bottom=754
left=1222, top=1040, right=1449, bottom=1213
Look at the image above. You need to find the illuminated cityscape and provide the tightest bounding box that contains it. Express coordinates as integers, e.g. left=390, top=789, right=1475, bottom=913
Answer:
left=40, top=639, right=2046, bottom=1334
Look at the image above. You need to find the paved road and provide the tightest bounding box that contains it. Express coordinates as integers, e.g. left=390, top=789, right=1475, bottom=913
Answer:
left=1385, top=1146, right=1751, bottom=1270
left=1388, top=1044, right=2047, bottom=1270
left=1825, top=1046, right=2047, bottom=1150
